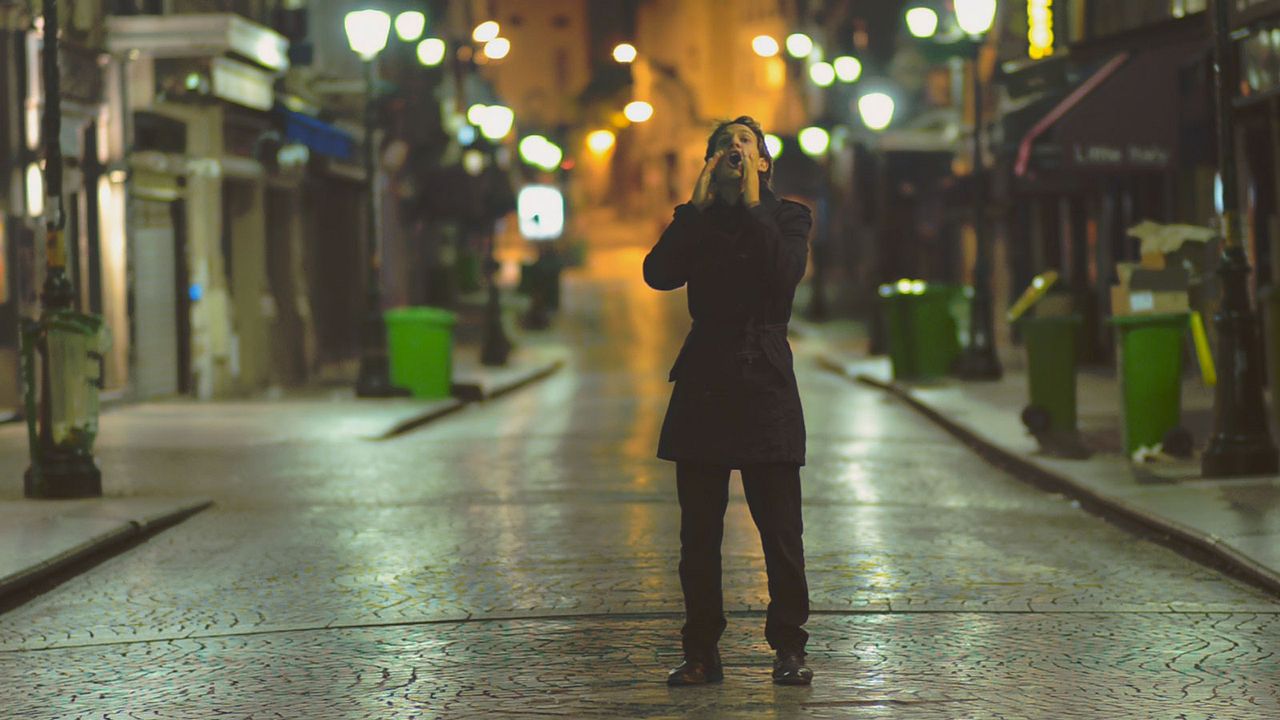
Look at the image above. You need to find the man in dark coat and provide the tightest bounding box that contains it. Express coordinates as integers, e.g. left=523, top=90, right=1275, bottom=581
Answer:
left=643, top=116, right=814, bottom=687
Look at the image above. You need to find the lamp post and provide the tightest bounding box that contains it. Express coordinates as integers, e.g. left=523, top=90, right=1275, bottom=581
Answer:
left=344, top=10, right=406, bottom=397
left=1201, top=0, right=1278, bottom=476
left=950, top=0, right=1002, bottom=380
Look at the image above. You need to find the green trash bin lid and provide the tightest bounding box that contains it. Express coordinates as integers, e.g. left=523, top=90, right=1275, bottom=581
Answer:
left=1107, top=312, right=1187, bottom=327
left=384, top=306, right=458, bottom=326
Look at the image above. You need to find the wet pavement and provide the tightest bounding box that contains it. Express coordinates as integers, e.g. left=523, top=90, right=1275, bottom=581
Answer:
left=1, top=247, right=1278, bottom=718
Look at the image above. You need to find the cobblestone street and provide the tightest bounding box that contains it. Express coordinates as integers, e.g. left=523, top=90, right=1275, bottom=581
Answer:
left=2, top=248, right=1278, bottom=719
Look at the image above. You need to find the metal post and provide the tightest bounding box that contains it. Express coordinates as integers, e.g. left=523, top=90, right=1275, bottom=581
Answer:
left=1201, top=0, right=1278, bottom=477
left=480, top=223, right=511, bottom=366
left=355, top=57, right=405, bottom=397
left=955, top=42, right=1002, bottom=380
left=25, top=0, right=101, bottom=498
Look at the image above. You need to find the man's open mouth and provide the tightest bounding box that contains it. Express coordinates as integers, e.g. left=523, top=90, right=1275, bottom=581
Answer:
left=728, top=152, right=743, bottom=168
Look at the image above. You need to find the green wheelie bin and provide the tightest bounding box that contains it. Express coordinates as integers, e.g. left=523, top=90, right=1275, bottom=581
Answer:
left=878, top=281, right=961, bottom=382
left=1018, top=314, right=1084, bottom=452
left=384, top=307, right=458, bottom=399
left=1110, top=313, right=1189, bottom=456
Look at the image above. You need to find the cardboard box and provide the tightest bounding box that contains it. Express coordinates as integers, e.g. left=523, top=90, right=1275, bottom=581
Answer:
left=1110, top=286, right=1190, bottom=317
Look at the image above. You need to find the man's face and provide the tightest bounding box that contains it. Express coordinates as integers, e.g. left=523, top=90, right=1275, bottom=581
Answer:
left=712, top=123, right=768, bottom=182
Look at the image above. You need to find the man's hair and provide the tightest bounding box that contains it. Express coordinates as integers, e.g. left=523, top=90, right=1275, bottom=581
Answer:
left=703, top=115, right=773, bottom=188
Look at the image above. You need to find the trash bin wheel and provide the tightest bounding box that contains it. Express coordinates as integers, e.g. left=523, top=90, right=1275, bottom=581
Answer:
left=1162, top=427, right=1194, bottom=459
left=1021, top=405, right=1052, bottom=435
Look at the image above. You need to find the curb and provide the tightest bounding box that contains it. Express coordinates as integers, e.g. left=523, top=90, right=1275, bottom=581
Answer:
left=0, top=499, right=213, bottom=604
left=376, top=399, right=469, bottom=440
left=378, top=357, right=566, bottom=440
left=451, top=357, right=565, bottom=403
left=822, top=355, right=1280, bottom=596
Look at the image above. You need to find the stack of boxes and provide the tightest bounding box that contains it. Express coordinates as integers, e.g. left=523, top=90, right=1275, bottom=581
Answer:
left=1110, top=222, right=1217, bottom=318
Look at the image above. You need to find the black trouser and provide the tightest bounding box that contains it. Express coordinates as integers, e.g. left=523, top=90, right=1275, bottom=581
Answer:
left=676, top=461, right=810, bottom=659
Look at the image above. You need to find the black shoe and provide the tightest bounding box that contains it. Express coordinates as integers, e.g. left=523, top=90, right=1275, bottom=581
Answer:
left=667, top=655, right=724, bottom=686
left=772, top=651, right=813, bottom=686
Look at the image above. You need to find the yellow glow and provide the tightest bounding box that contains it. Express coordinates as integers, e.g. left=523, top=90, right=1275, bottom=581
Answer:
left=1028, top=0, right=1056, bottom=60
left=752, top=35, right=780, bottom=58
left=484, top=37, right=511, bottom=60
left=623, top=100, right=653, bottom=123
left=612, top=43, right=637, bottom=63
left=472, top=20, right=500, bottom=42
left=763, top=56, right=786, bottom=89
left=586, top=129, right=616, bottom=154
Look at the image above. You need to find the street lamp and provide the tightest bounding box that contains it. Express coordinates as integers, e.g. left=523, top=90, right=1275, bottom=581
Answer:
left=857, top=92, right=896, bottom=131
left=1202, top=0, right=1279, bottom=476
left=834, top=56, right=863, bottom=83
left=612, top=42, right=638, bottom=63
left=483, top=37, right=511, bottom=60
left=798, top=126, right=830, bottom=157
left=624, top=100, right=654, bottom=122
left=394, top=10, right=425, bottom=42
left=416, top=37, right=446, bottom=66
left=344, top=9, right=405, bottom=397
left=752, top=35, right=780, bottom=57
left=764, top=133, right=783, bottom=158
left=906, top=7, right=940, bottom=38
left=808, top=61, right=836, bottom=87
left=947, top=0, right=1002, bottom=380
left=786, top=33, right=814, bottom=59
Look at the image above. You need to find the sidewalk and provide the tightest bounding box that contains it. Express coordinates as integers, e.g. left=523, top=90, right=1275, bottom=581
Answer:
left=0, top=332, right=567, bottom=604
left=806, top=324, right=1280, bottom=595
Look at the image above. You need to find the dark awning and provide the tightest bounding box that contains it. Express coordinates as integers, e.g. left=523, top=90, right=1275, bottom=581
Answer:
left=1015, top=38, right=1207, bottom=178
left=276, top=106, right=354, bottom=161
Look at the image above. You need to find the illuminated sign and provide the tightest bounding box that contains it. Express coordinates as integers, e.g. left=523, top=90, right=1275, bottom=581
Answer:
left=1028, top=0, right=1054, bottom=60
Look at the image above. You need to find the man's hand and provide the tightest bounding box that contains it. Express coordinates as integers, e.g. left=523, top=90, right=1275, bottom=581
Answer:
left=692, top=151, right=726, bottom=210
left=741, top=142, right=761, bottom=208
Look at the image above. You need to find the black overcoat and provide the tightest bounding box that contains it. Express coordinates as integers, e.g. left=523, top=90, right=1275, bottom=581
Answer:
left=643, top=189, right=813, bottom=467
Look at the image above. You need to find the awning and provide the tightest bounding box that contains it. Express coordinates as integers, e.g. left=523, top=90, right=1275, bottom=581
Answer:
left=1015, top=38, right=1207, bottom=178
left=277, top=107, right=355, bottom=161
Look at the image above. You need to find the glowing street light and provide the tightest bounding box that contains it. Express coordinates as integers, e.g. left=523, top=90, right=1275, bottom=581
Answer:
left=467, top=103, right=488, bottom=126
left=519, top=135, right=564, bottom=171
left=785, top=33, right=814, bottom=58
left=394, top=10, right=425, bottom=41
left=752, top=35, right=780, bottom=57
left=473, top=20, right=500, bottom=42
left=624, top=100, right=654, bottom=122
left=955, top=0, right=998, bottom=35
left=484, top=37, right=511, bottom=60
left=343, top=9, right=391, bottom=60
left=905, top=7, right=940, bottom=38
left=809, top=61, right=836, bottom=87
left=764, top=133, right=783, bottom=159
left=586, top=129, right=616, bottom=154
left=478, top=104, right=514, bottom=140
left=797, top=127, right=830, bottom=157
left=858, top=92, right=896, bottom=131
left=613, top=43, right=637, bottom=63
left=25, top=162, right=44, bottom=217
left=833, top=56, right=862, bottom=83
left=417, top=37, right=446, bottom=66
